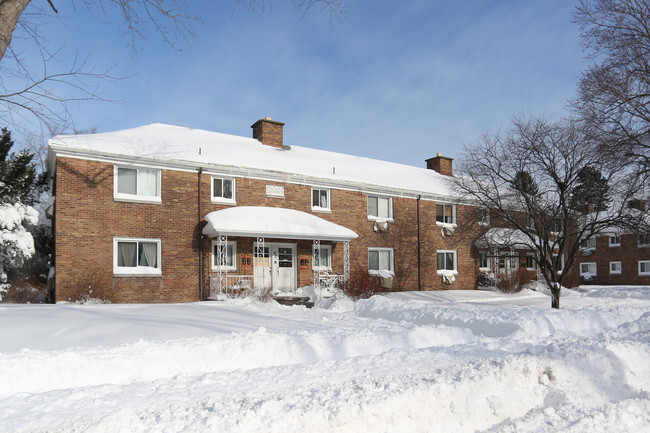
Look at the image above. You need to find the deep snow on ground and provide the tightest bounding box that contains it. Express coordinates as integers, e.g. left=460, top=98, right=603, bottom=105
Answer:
left=0, top=286, right=649, bottom=433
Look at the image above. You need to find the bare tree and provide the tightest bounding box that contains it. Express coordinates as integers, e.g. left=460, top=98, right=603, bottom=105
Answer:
left=573, top=0, right=650, bottom=173
left=453, top=116, right=646, bottom=309
left=0, top=0, right=346, bottom=134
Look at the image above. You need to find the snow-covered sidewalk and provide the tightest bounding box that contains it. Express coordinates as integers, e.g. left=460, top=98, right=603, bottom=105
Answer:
left=1, top=286, right=649, bottom=432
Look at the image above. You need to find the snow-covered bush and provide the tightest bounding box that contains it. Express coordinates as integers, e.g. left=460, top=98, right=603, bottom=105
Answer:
left=0, top=202, right=38, bottom=300
left=341, top=269, right=384, bottom=300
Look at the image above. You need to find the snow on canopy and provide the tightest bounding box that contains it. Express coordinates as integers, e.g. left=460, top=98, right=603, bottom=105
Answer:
left=48, top=123, right=455, bottom=198
left=203, top=206, right=358, bottom=241
left=474, top=227, right=535, bottom=250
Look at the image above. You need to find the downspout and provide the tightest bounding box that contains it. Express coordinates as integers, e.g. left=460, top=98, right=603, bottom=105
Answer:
left=417, top=195, right=421, bottom=291
left=198, top=168, right=204, bottom=300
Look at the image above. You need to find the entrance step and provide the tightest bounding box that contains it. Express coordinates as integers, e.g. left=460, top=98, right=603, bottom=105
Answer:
left=273, top=296, right=314, bottom=308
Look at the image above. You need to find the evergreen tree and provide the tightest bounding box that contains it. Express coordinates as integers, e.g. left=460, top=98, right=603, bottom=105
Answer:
left=0, top=127, right=40, bottom=300
left=0, top=128, right=41, bottom=205
left=569, top=165, right=611, bottom=213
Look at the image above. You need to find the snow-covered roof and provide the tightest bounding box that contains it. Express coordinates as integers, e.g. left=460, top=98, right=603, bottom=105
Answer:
left=202, top=206, right=359, bottom=241
left=474, top=228, right=535, bottom=250
left=47, top=123, right=455, bottom=199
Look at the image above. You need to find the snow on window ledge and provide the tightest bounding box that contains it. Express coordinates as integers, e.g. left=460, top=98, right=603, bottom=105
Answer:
left=114, top=267, right=162, bottom=277
left=435, top=222, right=457, bottom=228
left=436, top=270, right=458, bottom=277
left=311, top=206, right=331, bottom=214
left=211, top=198, right=236, bottom=206
left=479, top=267, right=492, bottom=273
left=368, top=269, right=394, bottom=278
left=114, top=194, right=162, bottom=205
left=367, top=216, right=393, bottom=222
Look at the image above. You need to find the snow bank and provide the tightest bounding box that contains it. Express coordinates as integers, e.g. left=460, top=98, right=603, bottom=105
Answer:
left=0, top=287, right=648, bottom=432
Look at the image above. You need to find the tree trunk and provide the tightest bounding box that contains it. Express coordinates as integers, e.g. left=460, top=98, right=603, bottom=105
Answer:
left=551, top=283, right=561, bottom=309
left=0, top=0, right=31, bottom=63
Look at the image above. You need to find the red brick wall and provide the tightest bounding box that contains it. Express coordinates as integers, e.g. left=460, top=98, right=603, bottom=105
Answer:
left=55, top=157, right=487, bottom=302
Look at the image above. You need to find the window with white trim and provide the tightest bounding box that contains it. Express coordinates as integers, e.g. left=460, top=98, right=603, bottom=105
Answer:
left=212, top=241, right=237, bottom=271
left=313, top=245, right=332, bottom=270
left=526, top=253, right=537, bottom=271
left=114, top=238, right=161, bottom=275
left=437, top=250, right=457, bottom=274
left=311, top=188, right=330, bottom=212
left=609, top=234, right=621, bottom=247
left=639, top=260, right=650, bottom=276
left=610, top=261, right=622, bottom=274
left=479, top=251, right=491, bottom=269
left=580, top=262, right=597, bottom=276
left=367, top=195, right=392, bottom=220
left=639, top=233, right=650, bottom=247
left=436, top=204, right=456, bottom=225
left=368, top=247, right=394, bottom=274
left=115, top=166, right=161, bottom=202
left=212, top=177, right=235, bottom=204
left=478, top=207, right=490, bottom=226
left=580, top=237, right=596, bottom=250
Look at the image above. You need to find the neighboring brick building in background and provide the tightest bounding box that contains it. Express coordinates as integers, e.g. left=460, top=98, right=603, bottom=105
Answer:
left=575, top=200, right=650, bottom=286
left=46, top=118, right=570, bottom=303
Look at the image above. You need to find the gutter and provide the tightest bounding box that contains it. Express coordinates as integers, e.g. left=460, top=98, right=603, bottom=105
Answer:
left=198, top=168, right=204, bottom=300
left=417, top=195, right=421, bottom=291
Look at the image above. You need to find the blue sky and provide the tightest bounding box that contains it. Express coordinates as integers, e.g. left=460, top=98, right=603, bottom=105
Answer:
left=16, top=0, right=584, bottom=168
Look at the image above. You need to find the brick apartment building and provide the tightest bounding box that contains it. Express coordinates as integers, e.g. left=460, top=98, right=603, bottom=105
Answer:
left=576, top=201, right=650, bottom=286
left=47, top=117, right=550, bottom=303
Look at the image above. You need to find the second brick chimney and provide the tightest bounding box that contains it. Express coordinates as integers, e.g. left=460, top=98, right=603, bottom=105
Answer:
left=426, top=153, right=453, bottom=176
left=251, top=117, right=285, bottom=148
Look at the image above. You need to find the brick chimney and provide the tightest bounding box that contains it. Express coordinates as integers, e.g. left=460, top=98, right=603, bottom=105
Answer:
left=426, top=153, right=453, bottom=176
left=251, top=117, right=285, bottom=148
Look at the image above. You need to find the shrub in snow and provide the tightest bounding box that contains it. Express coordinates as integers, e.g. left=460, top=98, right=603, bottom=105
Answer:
left=495, top=268, right=538, bottom=294
left=64, top=267, right=113, bottom=303
left=341, top=269, right=384, bottom=300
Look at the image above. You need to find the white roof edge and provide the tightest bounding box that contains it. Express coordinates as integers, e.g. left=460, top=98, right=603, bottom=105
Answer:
left=48, top=145, right=462, bottom=203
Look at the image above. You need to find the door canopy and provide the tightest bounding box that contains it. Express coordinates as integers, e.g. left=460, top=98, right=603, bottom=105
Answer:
left=203, top=206, right=358, bottom=241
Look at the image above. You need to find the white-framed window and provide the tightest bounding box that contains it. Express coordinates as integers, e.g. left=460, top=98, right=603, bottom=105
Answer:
left=610, top=261, right=622, bottom=275
left=609, top=234, right=621, bottom=247
left=479, top=251, right=491, bottom=270
left=114, top=166, right=161, bottom=203
left=211, top=176, right=235, bottom=204
left=526, top=253, right=537, bottom=271
left=526, top=214, right=535, bottom=229
left=367, top=195, right=393, bottom=220
left=311, top=188, right=331, bottom=212
left=114, top=237, right=162, bottom=276
left=639, top=260, right=650, bottom=276
left=580, top=262, right=597, bottom=276
left=437, top=250, right=457, bottom=274
left=498, top=251, right=519, bottom=272
left=211, top=240, right=237, bottom=271
left=436, top=203, right=456, bottom=225
left=580, top=237, right=596, bottom=250
left=639, top=233, right=650, bottom=247
left=368, top=247, right=394, bottom=274
left=478, top=207, right=490, bottom=226
left=313, top=245, right=332, bottom=270
left=551, top=219, right=563, bottom=235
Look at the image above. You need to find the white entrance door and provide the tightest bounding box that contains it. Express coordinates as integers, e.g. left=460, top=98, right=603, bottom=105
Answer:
left=254, top=243, right=296, bottom=292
